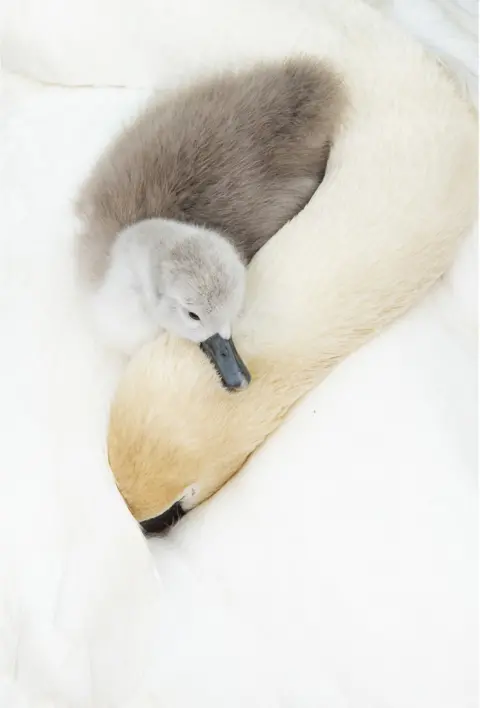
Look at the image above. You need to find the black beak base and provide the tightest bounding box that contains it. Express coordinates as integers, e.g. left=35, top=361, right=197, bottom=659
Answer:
left=140, top=501, right=186, bottom=534
left=200, top=334, right=251, bottom=391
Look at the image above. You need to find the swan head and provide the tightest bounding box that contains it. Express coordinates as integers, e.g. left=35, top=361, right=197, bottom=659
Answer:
left=98, top=218, right=250, bottom=388
left=150, top=219, right=246, bottom=344
left=115, top=218, right=246, bottom=342
left=107, top=334, right=265, bottom=533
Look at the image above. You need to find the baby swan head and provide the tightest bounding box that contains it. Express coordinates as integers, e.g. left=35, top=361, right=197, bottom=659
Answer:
left=154, top=219, right=246, bottom=344
left=99, top=218, right=246, bottom=358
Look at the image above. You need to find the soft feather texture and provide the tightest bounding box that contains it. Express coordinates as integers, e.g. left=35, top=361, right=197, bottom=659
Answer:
left=108, top=20, right=477, bottom=522
left=81, top=218, right=247, bottom=356
left=76, top=58, right=344, bottom=282
left=0, top=1, right=477, bottom=707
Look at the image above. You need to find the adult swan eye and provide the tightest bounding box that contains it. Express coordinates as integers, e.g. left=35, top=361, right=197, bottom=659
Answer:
left=188, top=311, right=200, bottom=321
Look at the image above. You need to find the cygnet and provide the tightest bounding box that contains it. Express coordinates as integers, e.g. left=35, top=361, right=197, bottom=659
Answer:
left=76, top=57, right=345, bottom=388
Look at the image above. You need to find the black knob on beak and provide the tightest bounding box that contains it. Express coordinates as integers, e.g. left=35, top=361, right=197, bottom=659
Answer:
left=140, top=501, right=186, bottom=534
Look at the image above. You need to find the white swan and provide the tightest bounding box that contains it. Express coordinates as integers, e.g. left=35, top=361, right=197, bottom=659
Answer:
left=106, top=19, right=477, bottom=528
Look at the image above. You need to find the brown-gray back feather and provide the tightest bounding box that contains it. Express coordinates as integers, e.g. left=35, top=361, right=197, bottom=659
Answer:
left=76, top=57, right=345, bottom=283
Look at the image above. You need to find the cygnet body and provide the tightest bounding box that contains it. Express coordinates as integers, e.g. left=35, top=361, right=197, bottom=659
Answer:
left=76, top=57, right=344, bottom=386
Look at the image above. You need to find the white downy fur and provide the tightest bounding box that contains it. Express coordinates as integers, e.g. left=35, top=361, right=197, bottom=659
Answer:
left=90, top=218, right=244, bottom=356
left=0, top=1, right=477, bottom=707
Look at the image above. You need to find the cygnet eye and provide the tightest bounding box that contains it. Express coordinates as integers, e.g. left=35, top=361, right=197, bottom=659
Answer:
left=188, top=311, right=200, bottom=321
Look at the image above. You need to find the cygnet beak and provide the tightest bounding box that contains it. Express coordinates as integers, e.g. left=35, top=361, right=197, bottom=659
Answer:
left=140, top=501, right=186, bottom=534
left=200, top=334, right=251, bottom=391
